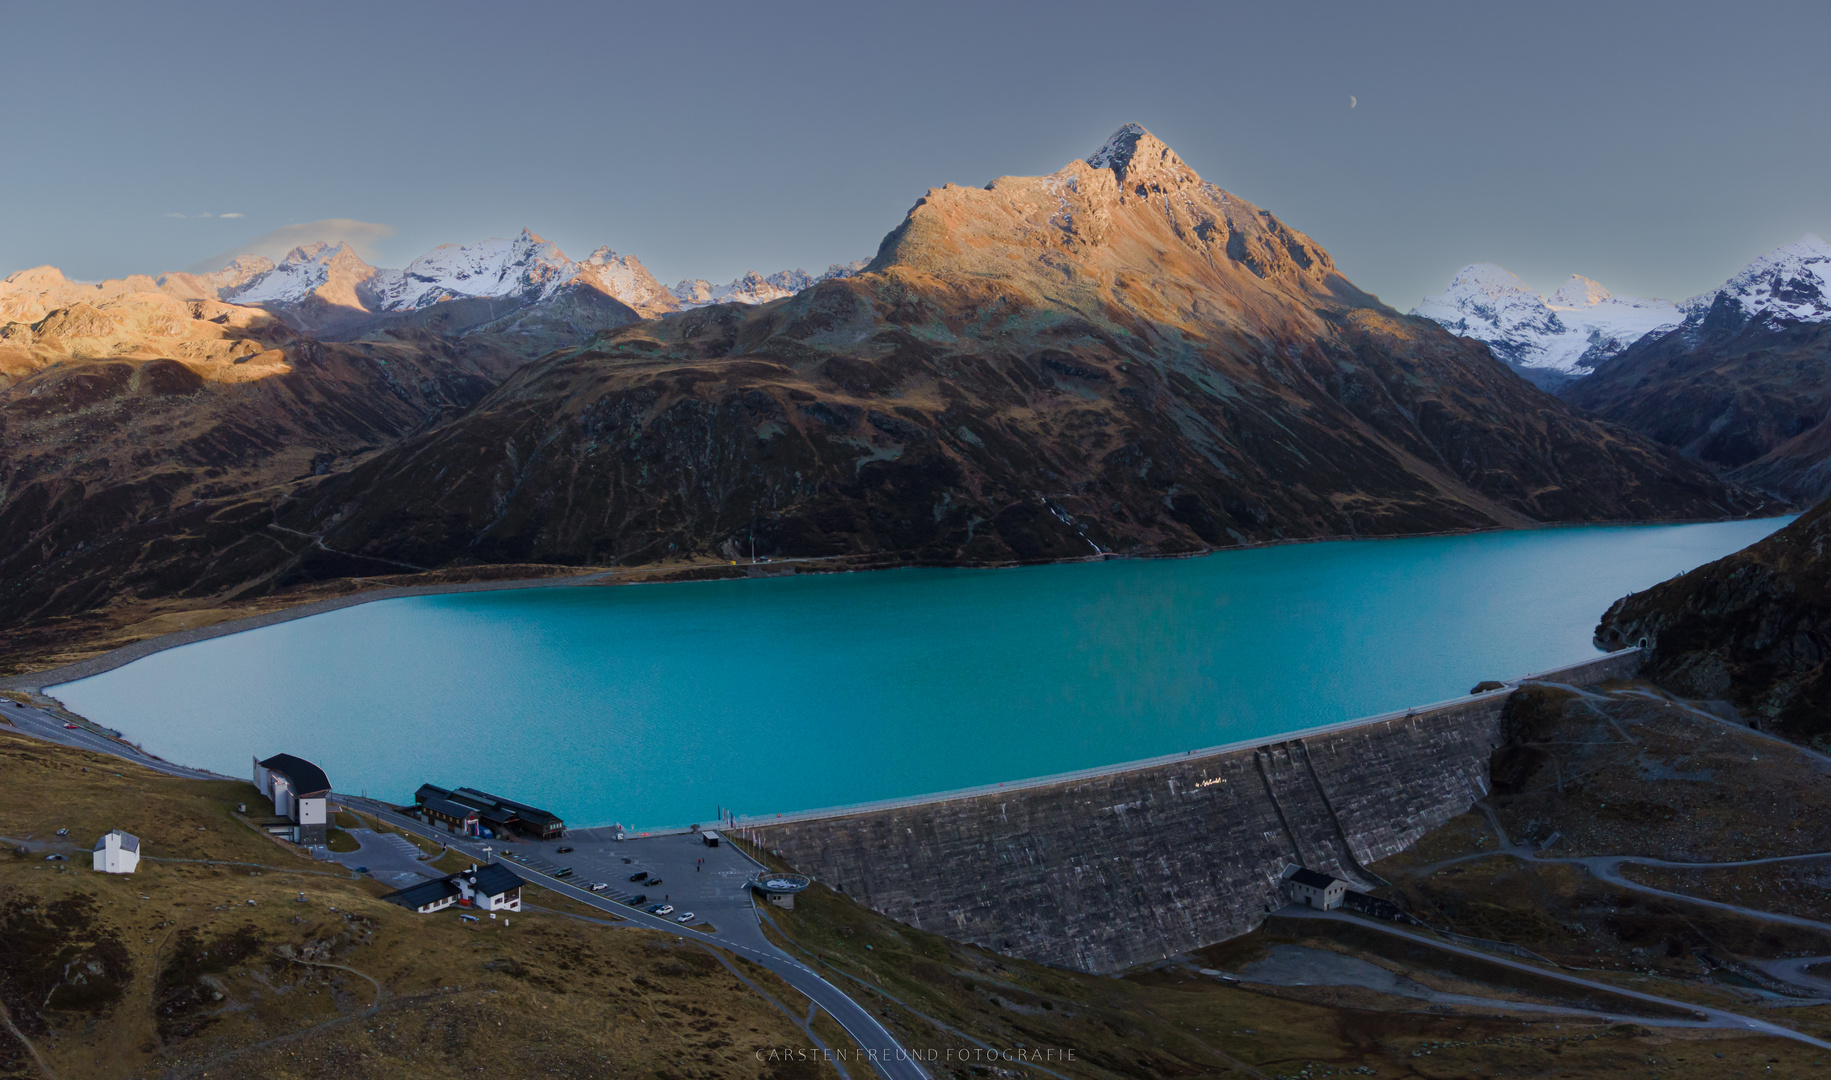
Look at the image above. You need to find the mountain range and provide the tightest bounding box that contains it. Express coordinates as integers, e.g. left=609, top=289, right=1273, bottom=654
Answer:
left=1416, top=235, right=1831, bottom=501
left=1411, top=266, right=1680, bottom=389
left=0, top=124, right=1772, bottom=659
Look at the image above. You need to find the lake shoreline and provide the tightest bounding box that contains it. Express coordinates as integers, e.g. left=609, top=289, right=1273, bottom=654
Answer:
left=30, top=516, right=1791, bottom=829
left=3, top=513, right=1784, bottom=697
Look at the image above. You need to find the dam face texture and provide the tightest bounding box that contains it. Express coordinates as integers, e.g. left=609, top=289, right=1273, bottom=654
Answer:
left=749, top=652, right=1641, bottom=973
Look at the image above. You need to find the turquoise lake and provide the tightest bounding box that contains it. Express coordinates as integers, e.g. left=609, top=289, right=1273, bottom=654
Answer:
left=50, top=519, right=1788, bottom=830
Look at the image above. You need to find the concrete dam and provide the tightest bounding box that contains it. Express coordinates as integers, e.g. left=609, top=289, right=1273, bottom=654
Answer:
left=736, top=650, right=1642, bottom=974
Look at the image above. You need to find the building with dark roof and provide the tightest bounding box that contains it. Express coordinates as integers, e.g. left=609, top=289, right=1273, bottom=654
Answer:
left=382, top=863, right=525, bottom=914
left=254, top=753, right=332, bottom=845
left=92, top=829, right=140, bottom=874
left=420, top=795, right=481, bottom=836
left=415, top=783, right=564, bottom=839
left=1283, top=866, right=1347, bottom=910
left=453, top=787, right=565, bottom=839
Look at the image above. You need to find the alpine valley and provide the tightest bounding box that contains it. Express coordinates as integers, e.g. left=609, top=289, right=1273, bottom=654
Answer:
left=0, top=125, right=1770, bottom=668
left=1417, top=235, right=1831, bottom=503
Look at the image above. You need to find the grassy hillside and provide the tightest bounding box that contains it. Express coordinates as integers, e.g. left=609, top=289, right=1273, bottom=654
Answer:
left=0, top=725, right=832, bottom=1080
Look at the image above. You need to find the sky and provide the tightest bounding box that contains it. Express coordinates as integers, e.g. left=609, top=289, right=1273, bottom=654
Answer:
left=2, top=1, right=1828, bottom=309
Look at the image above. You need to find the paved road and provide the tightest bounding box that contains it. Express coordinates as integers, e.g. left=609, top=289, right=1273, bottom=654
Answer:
left=1280, top=907, right=1831, bottom=1049
left=323, top=828, right=442, bottom=888
left=343, top=798, right=929, bottom=1080
left=0, top=698, right=225, bottom=780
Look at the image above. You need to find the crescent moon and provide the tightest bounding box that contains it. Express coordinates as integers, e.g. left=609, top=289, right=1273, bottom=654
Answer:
left=1349, top=95, right=1357, bottom=109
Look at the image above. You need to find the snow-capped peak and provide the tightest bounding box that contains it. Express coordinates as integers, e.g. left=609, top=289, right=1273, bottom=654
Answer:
left=1681, top=233, right=1831, bottom=328
left=669, top=261, right=867, bottom=309
left=1548, top=275, right=1612, bottom=308
left=225, top=242, right=376, bottom=305
left=368, top=229, right=576, bottom=311
left=1412, top=263, right=1679, bottom=385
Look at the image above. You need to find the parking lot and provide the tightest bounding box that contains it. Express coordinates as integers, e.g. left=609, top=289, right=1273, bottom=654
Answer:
left=499, top=828, right=765, bottom=932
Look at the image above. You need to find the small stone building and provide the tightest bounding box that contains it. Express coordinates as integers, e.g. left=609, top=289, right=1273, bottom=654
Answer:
left=1284, top=866, right=1347, bottom=910
left=92, top=830, right=140, bottom=874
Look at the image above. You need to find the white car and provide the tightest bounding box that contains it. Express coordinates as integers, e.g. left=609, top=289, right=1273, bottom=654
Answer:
left=589, top=882, right=610, bottom=892
left=676, top=912, right=695, bottom=923
left=651, top=904, right=674, bottom=916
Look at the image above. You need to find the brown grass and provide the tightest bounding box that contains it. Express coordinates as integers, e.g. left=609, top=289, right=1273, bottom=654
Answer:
left=0, top=730, right=838, bottom=1080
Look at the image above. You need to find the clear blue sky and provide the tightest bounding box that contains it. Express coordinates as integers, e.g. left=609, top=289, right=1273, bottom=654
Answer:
left=3, top=1, right=1827, bottom=308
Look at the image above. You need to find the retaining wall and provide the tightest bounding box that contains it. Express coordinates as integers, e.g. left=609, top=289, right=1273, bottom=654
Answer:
left=744, top=649, right=1642, bottom=973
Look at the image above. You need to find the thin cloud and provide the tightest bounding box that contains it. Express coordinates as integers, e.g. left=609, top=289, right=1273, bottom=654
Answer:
left=165, top=212, right=187, bottom=219
left=197, top=213, right=213, bottom=218
left=219, top=212, right=244, bottom=218
left=185, top=218, right=397, bottom=272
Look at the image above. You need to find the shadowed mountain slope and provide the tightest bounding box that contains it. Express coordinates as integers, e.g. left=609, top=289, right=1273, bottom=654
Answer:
left=1562, top=235, right=1831, bottom=503
left=272, top=126, right=1761, bottom=577
left=1597, top=497, right=1831, bottom=749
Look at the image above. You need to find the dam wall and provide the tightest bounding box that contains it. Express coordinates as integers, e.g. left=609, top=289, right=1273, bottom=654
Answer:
left=740, top=649, right=1643, bottom=974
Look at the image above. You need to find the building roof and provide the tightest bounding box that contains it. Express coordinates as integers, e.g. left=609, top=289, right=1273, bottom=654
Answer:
left=415, top=783, right=454, bottom=803
left=421, top=795, right=479, bottom=820
left=454, top=787, right=563, bottom=826
left=259, top=753, right=332, bottom=796
left=382, top=878, right=461, bottom=910
left=1287, top=867, right=1339, bottom=890
left=463, top=863, right=526, bottom=896
left=93, top=830, right=139, bottom=853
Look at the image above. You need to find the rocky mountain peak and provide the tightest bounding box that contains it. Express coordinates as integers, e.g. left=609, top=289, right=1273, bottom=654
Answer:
left=1683, top=232, right=1831, bottom=330
left=224, top=242, right=379, bottom=308
left=1083, top=123, right=1199, bottom=196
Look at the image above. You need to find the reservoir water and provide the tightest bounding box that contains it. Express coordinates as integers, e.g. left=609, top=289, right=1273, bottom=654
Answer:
left=51, top=519, right=1788, bottom=829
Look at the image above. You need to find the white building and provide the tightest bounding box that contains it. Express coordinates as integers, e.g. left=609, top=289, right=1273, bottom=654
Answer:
left=382, top=863, right=526, bottom=914
left=253, top=753, right=331, bottom=844
left=92, top=830, right=140, bottom=874
left=1284, top=866, right=1347, bottom=910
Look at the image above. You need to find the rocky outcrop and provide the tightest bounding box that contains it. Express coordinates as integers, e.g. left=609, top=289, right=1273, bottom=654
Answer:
left=1597, top=497, right=1831, bottom=748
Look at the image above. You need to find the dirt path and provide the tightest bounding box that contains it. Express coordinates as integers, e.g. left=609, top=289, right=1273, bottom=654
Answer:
left=0, top=996, right=55, bottom=1080
left=1281, top=908, right=1831, bottom=1049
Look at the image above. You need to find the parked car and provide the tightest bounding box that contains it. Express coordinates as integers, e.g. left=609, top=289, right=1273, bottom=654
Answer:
left=553, top=867, right=574, bottom=878
left=650, top=904, right=674, bottom=916
left=589, top=882, right=610, bottom=892
left=628, top=871, right=649, bottom=882
left=675, top=912, right=695, bottom=923
left=355, top=866, right=369, bottom=874
left=556, top=846, right=574, bottom=854
left=621, top=857, right=632, bottom=863
left=646, top=878, right=662, bottom=887
left=627, top=894, right=647, bottom=906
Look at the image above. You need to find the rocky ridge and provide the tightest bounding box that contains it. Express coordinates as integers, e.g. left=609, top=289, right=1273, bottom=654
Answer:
left=262, top=124, right=1761, bottom=583
left=1561, top=234, right=1831, bottom=502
